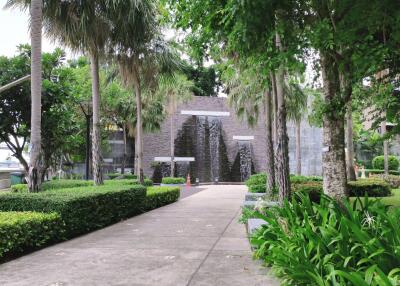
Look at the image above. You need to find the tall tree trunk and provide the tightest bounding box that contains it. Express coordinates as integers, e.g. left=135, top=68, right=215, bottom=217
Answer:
left=320, top=53, right=348, bottom=199
left=264, top=89, right=275, bottom=195
left=133, top=70, right=144, bottom=184
left=134, top=135, right=138, bottom=175
left=170, top=101, right=175, bottom=177
left=275, top=32, right=291, bottom=204
left=121, top=124, right=127, bottom=175
left=28, top=0, right=42, bottom=192
left=345, top=100, right=356, bottom=181
left=270, top=72, right=278, bottom=145
left=381, top=121, right=389, bottom=175
left=295, top=119, right=301, bottom=175
left=90, top=52, right=103, bottom=185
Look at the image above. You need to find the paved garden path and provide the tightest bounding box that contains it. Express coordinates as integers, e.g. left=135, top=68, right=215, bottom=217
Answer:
left=0, top=185, right=279, bottom=286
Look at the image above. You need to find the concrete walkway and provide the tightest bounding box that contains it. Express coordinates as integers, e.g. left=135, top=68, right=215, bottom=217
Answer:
left=0, top=185, right=279, bottom=286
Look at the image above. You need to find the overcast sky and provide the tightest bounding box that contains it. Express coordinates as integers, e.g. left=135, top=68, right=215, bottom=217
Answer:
left=0, top=0, right=63, bottom=57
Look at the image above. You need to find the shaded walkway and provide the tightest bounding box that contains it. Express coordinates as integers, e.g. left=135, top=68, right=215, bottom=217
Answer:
left=0, top=185, right=278, bottom=286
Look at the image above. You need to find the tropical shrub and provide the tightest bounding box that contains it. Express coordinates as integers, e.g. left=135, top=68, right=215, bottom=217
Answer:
left=246, top=173, right=267, bottom=193
left=251, top=193, right=400, bottom=285
left=144, top=186, right=180, bottom=211
left=372, top=155, right=399, bottom=171
left=161, top=177, right=185, bottom=185
left=0, top=184, right=146, bottom=237
left=0, top=211, right=64, bottom=259
left=291, top=181, right=323, bottom=202
left=348, top=178, right=391, bottom=197
left=248, top=184, right=267, bottom=193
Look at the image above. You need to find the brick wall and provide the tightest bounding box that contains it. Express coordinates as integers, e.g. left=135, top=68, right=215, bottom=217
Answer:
left=143, top=96, right=323, bottom=180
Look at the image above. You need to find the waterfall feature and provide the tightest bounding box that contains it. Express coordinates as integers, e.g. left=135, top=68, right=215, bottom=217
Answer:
left=209, top=116, right=221, bottom=181
left=238, top=141, right=252, bottom=181
left=174, top=116, right=230, bottom=182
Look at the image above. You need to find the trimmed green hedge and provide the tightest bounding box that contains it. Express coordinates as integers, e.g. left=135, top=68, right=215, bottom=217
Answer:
left=348, top=178, right=391, bottom=197
left=11, top=180, right=93, bottom=193
left=108, top=173, right=139, bottom=180
left=0, top=184, right=146, bottom=237
left=374, top=174, right=400, bottom=188
left=0, top=211, right=64, bottom=259
left=144, top=186, right=180, bottom=211
left=246, top=173, right=323, bottom=193
left=372, top=155, right=399, bottom=170
left=290, top=174, right=323, bottom=183
left=161, top=177, right=185, bottom=184
left=358, top=169, right=400, bottom=177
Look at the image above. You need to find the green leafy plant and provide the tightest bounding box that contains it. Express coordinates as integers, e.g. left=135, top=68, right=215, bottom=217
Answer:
left=372, top=156, right=400, bottom=171
left=0, top=211, right=64, bottom=260
left=251, top=193, right=400, bottom=285
left=290, top=175, right=323, bottom=183
left=291, top=181, right=323, bottom=202
left=348, top=178, right=391, bottom=197
left=144, top=186, right=180, bottom=211
left=161, top=177, right=185, bottom=185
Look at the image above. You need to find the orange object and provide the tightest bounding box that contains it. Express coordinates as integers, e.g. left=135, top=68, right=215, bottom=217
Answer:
left=186, top=174, right=191, bottom=187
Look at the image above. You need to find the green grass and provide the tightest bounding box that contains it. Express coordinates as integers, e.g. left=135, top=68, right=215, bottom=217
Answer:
left=350, top=188, right=400, bottom=208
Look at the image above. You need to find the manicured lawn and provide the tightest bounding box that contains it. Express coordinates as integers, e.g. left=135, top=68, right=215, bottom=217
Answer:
left=350, top=188, right=400, bottom=208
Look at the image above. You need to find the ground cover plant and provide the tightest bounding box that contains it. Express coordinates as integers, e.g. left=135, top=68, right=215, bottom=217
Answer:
left=251, top=193, right=400, bottom=285
left=161, top=177, right=185, bottom=184
left=0, top=211, right=64, bottom=260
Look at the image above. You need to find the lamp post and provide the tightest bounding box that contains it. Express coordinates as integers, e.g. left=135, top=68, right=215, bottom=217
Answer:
left=79, top=101, right=92, bottom=180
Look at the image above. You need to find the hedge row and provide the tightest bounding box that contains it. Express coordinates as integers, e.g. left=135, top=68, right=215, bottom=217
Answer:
left=0, top=184, right=147, bottom=237
left=348, top=179, right=391, bottom=197
left=161, top=177, right=185, bottom=184
left=11, top=179, right=93, bottom=193
left=246, top=173, right=322, bottom=193
left=372, top=155, right=399, bottom=170
left=11, top=178, right=153, bottom=193
left=0, top=211, right=64, bottom=259
left=143, top=187, right=180, bottom=211
left=357, top=169, right=400, bottom=177
left=107, top=173, right=138, bottom=180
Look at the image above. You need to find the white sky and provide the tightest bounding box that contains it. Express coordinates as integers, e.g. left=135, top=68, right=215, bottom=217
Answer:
left=0, top=0, right=61, bottom=57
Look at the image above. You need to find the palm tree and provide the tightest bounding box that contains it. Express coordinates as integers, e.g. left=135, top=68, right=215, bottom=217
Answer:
left=7, top=0, right=112, bottom=185
left=286, top=82, right=308, bottom=175
left=29, top=0, right=43, bottom=192
left=108, top=0, right=158, bottom=183
left=226, top=64, right=276, bottom=195
left=156, top=73, right=194, bottom=177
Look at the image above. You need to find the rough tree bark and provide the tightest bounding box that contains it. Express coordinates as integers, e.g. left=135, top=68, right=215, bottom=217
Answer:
left=28, top=0, right=42, bottom=192
left=90, top=52, right=103, bottom=185
left=320, top=52, right=348, bottom=199
left=381, top=121, right=389, bottom=175
left=264, top=89, right=275, bottom=195
left=295, top=120, right=301, bottom=175
left=132, top=68, right=144, bottom=184
left=275, top=32, right=291, bottom=204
